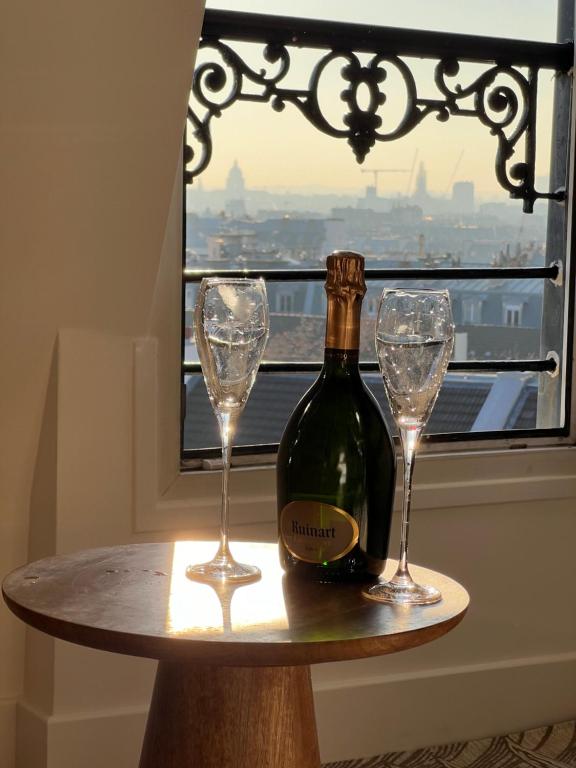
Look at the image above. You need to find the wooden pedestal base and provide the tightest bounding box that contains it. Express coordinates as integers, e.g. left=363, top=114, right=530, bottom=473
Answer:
left=139, top=661, right=321, bottom=768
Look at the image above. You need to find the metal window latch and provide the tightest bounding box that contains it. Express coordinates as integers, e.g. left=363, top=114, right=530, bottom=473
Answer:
left=551, top=186, right=567, bottom=207
left=546, top=351, right=560, bottom=377
left=549, top=260, right=564, bottom=286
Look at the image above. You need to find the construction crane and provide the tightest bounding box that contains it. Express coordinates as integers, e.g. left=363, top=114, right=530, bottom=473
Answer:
left=444, top=150, right=465, bottom=196
left=361, top=168, right=409, bottom=196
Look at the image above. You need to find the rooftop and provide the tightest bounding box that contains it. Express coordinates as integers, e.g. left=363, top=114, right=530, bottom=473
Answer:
left=183, top=373, right=538, bottom=453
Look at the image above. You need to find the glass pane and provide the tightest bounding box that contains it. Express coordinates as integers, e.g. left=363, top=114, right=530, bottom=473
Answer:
left=205, top=0, right=559, bottom=42
left=185, top=277, right=545, bottom=365
left=182, top=371, right=542, bottom=452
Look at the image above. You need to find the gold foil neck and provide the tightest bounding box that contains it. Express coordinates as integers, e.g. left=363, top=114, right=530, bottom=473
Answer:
left=325, top=251, right=365, bottom=350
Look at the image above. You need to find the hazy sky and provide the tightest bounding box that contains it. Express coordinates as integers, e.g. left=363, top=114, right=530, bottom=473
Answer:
left=194, top=1, right=560, bottom=198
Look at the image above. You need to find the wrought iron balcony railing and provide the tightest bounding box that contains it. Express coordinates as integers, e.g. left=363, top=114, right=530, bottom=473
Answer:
left=183, top=264, right=562, bottom=376
left=186, top=9, right=573, bottom=212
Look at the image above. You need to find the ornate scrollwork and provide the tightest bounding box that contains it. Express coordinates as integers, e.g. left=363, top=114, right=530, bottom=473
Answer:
left=186, top=29, right=568, bottom=212
left=186, top=39, right=291, bottom=179
left=434, top=60, right=538, bottom=208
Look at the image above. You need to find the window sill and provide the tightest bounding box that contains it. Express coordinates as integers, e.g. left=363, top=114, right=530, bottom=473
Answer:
left=134, top=444, right=576, bottom=534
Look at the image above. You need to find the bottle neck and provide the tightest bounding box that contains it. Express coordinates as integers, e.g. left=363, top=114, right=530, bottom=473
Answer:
left=324, top=293, right=362, bottom=351
left=322, top=348, right=360, bottom=377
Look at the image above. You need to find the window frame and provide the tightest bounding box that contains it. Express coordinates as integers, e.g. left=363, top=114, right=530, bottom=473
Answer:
left=180, top=7, right=576, bottom=467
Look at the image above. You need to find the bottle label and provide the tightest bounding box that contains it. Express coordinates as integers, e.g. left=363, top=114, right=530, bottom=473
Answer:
left=280, top=501, right=359, bottom=563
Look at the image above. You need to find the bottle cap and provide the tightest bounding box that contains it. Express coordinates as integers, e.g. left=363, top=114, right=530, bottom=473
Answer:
left=325, top=251, right=366, bottom=298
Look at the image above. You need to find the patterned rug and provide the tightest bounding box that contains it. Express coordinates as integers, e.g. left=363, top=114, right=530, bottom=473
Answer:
left=324, top=721, right=576, bottom=768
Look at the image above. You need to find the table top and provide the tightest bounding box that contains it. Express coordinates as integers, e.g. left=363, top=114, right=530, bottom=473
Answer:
left=2, top=541, right=469, bottom=666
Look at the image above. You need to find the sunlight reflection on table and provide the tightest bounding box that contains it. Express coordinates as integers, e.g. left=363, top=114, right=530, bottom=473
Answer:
left=167, top=541, right=288, bottom=636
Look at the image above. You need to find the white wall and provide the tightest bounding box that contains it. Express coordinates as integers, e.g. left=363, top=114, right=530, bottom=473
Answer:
left=0, top=0, right=206, bottom=764
left=1, top=1, right=576, bottom=766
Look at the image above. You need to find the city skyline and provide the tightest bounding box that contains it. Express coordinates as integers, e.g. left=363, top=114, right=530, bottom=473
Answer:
left=189, top=157, right=551, bottom=205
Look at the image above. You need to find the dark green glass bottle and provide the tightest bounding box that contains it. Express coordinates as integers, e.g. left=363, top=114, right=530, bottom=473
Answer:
left=276, top=251, right=396, bottom=582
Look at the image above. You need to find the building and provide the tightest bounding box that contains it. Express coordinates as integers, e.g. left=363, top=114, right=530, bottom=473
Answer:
left=452, top=181, right=475, bottom=214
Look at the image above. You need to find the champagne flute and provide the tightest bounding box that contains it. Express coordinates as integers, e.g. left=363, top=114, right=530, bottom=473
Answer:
left=364, top=289, right=454, bottom=605
left=187, top=278, right=269, bottom=584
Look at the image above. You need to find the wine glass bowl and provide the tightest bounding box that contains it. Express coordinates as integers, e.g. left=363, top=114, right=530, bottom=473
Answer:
left=187, top=278, right=269, bottom=584
left=197, top=281, right=269, bottom=415
left=376, top=290, right=454, bottom=431
left=364, top=289, right=454, bottom=605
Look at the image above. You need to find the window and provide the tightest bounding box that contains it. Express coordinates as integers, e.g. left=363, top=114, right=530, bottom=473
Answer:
left=182, top=2, right=574, bottom=463
left=504, top=304, right=523, bottom=328
left=277, top=292, right=294, bottom=314
left=462, top=297, right=484, bottom=325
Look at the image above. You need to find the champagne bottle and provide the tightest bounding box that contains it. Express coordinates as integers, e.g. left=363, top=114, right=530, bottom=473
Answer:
left=276, top=251, right=396, bottom=581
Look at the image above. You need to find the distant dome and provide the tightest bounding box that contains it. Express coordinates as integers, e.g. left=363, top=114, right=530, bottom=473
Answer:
left=226, top=160, right=245, bottom=199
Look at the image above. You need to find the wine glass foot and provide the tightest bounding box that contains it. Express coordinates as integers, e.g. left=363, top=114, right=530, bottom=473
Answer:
left=362, top=579, right=442, bottom=606
left=186, top=560, right=261, bottom=585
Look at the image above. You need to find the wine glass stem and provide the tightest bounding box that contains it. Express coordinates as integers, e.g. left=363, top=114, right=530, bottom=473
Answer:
left=217, top=410, right=238, bottom=561
left=395, top=425, right=421, bottom=581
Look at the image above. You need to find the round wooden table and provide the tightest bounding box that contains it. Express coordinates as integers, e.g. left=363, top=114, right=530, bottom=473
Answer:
left=3, top=541, right=469, bottom=768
